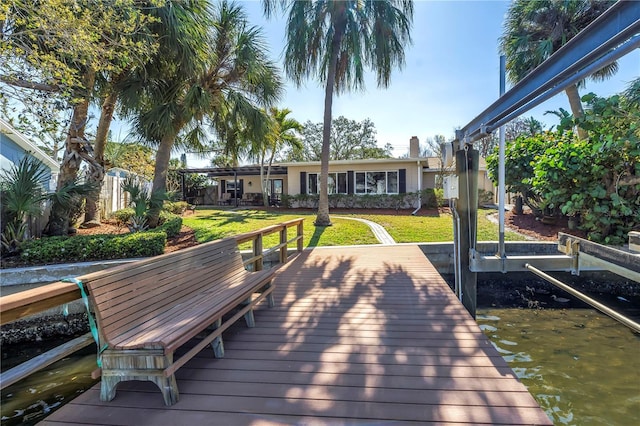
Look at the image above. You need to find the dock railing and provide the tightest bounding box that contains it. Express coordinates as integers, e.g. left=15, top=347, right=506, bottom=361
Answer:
left=0, top=218, right=304, bottom=390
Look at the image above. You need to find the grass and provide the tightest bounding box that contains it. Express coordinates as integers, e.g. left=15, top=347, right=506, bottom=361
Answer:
left=182, top=207, right=527, bottom=248
left=182, top=209, right=379, bottom=248
left=349, top=209, right=527, bottom=243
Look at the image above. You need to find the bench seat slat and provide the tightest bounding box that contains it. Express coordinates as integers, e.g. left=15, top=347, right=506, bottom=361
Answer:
left=94, top=257, right=241, bottom=332
left=107, top=269, right=271, bottom=350
left=125, top=272, right=272, bottom=353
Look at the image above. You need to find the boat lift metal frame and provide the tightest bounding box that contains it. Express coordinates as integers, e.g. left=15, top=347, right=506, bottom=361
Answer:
left=448, top=1, right=640, bottom=321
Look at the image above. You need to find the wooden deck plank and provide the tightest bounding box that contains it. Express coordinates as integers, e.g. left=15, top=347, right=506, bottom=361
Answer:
left=41, top=245, right=551, bottom=425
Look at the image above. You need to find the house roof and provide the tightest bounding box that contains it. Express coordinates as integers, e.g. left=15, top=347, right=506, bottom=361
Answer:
left=277, top=157, right=434, bottom=167
left=178, top=165, right=288, bottom=177
left=0, top=118, right=60, bottom=172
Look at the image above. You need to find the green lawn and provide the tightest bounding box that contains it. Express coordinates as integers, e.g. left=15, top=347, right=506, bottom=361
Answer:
left=182, top=209, right=379, bottom=248
left=182, top=207, right=526, bottom=248
left=350, top=209, right=526, bottom=243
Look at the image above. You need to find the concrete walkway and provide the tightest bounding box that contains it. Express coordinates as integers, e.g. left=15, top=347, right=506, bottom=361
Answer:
left=333, top=216, right=396, bottom=244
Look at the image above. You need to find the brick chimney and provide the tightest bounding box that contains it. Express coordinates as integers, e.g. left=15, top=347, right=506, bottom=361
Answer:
left=409, top=136, right=419, bottom=158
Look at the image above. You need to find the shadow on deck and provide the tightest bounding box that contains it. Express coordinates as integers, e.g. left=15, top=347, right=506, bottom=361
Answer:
left=41, top=245, right=551, bottom=425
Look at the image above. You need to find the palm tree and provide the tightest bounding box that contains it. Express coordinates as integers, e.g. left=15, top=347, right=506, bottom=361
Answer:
left=85, top=0, right=209, bottom=225
left=124, top=0, right=282, bottom=227
left=264, top=0, right=413, bottom=226
left=252, top=107, right=303, bottom=207
left=500, top=0, right=617, bottom=138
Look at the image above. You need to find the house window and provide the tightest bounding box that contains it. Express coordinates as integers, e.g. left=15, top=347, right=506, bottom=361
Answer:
left=308, top=172, right=347, bottom=194
left=355, top=171, right=399, bottom=194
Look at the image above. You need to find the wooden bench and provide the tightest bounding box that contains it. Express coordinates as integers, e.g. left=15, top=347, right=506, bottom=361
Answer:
left=78, top=237, right=275, bottom=406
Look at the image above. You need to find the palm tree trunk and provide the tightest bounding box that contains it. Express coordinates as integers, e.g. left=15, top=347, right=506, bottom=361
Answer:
left=148, top=132, right=175, bottom=228
left=48, top=73, right=95, bottom=236
left=564, top=83, right=587, bottom=139
left=84, top=91, right=117, bottom=225
left=315, top=22, right=345, bottom=226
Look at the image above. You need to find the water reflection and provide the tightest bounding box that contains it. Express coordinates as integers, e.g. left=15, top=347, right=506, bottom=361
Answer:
left=1, top=353, right=97, bottom=426
left=478, top=309, right=640, bottom=426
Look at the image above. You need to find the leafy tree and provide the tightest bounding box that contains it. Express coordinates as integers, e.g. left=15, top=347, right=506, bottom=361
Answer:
left=1, top=0, right=159, bottom=234
left=477, top=116, right=545, bottom=158
left=285, top=116, right=393, bottom=162
left=125, top=1, right=282, bottom=227
left=104, top=141, right=156, bottom=180
left=533, top=88, right=639, bottom=244
left=251, top=107, right=303, bottom=207
left=264, top=0, right=414, bottom=226
left=487, top=131, right=558, bottom=215
left=500, top=0, right=617, bottom=139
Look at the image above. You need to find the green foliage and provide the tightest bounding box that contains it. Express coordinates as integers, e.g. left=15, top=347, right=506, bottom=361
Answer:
left=533, top=91, right=640, bottom=244
left=487, top=132, right=557, bottom=215
left=285, top=117, right=392, bottom=162
left=0, top=156, right=48, bottom=252
left=421, top=189, right=444, bottom=209
left=492, top=84, right=640, bottom=245
left=121, top=176, right=168, bottom=232
left=105, top=142, right=156, bottom=180
left=20, top=232, right=166, bottom=264
left=287, top=192, right=433, bottom=210
left=164, top=201, right=189, bottom=215
left=157, top=213, right=182, bottom=238
left=478, top=190, right=494, bottom=206
left=111, top=208, right=135, bottom=225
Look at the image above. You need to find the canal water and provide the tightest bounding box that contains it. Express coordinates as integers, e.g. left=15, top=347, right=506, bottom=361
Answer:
left=478, top=308, right=640, bottom=425
left=2, top=309, right=638, bottom=425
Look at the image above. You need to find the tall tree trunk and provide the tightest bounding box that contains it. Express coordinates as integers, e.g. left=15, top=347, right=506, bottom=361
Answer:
left=564, top=83, right=587, bottom=140
left=84, top=91, right=117, bottom=225
left=260, top=153, right=269, bottom=207
left=47, top=72, right=95, bottom=236
left=147, top=131, right=176, bottom=228
left=315, top=22, right=345, bottom=226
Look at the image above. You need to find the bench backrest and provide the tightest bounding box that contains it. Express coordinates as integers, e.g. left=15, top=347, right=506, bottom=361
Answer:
left=80, top=238, right=247, bottom=345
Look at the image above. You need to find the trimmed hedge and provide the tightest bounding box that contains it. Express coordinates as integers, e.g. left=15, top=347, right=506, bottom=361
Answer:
left=20, top=232, right=167, bottom=264
left=158, top=214, right=182, bottom=238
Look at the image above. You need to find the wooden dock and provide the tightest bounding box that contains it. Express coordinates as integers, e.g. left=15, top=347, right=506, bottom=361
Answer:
left=41, top=245, right=552, bottom=425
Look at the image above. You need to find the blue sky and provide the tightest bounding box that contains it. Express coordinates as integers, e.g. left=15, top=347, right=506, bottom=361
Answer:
left=232, top=0, right=639, bottom=159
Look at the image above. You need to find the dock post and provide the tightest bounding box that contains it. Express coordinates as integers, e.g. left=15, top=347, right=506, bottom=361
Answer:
left=455, top=146, right=479, bottom=318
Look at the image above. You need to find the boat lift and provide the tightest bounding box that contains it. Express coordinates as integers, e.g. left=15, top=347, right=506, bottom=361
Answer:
left=447, top=1, right=640, bottom=332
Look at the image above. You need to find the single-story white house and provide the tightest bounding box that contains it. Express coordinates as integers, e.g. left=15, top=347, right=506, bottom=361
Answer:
left=181, top=137, right=494, bottom=208
left=0, top=118, right=59, bottom=191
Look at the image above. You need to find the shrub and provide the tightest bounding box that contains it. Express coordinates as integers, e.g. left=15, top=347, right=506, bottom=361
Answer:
left=111, top=208, right=135, bottom=225
left=478, top=189, right=494, bottom=206
left=164, top=201, right=188, bottom=215
left=158, top=213, right=182, bottom=238
left=20, top=232, right=166, bottom=264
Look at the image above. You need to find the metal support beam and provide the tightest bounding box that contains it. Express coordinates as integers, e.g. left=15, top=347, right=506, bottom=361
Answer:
left=558, top=233, right=640, bottom=282
left=456, top=1, right=640, bottom=143
left=525, top=263, right=640, bottom=334
left=470, top=253, right=573, bottom=273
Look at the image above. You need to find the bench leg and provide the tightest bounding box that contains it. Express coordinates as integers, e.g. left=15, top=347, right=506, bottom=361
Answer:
left=265, top=282, right=276, bottom=308
left=152, top=374, right=179, bottom=406
left=100, top=349, right=180, bottom=406
left=242, top=297, right=256, bottom=328
left=211, top=318, right=225, bottom=358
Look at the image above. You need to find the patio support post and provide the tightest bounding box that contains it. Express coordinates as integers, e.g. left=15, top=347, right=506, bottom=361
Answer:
left=180, top=172, right=186, bottom=201
left=455, top=146, right=479, bottom=318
